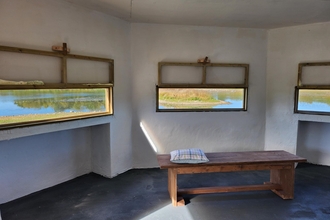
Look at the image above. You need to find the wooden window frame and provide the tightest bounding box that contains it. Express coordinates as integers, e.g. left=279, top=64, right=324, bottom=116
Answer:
left=294, top=62, right=330, bottom=115
left=157, top=61, right=249, bottom=112
left=0, top=45, right=114, bottom=129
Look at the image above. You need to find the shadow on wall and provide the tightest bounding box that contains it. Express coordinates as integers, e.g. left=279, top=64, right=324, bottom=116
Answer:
left=297, top=121, right=330, bottom=166
left=296, top=147, right=323, bottom=165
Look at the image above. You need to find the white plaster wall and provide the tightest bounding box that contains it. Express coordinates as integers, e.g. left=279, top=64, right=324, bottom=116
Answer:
left=0, top=128, right=91, bottom=204
left=91, top=124, right=111, bottom=176
left=0, top=0, right=132, bottom=203
left=297, top=121, right=330, bottom=166
left=266, top=22, right=330, bottom=163
left=131, top=24, right=268, bottom=167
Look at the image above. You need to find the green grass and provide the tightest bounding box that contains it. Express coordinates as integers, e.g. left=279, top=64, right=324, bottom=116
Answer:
left=0, top=112, right=102, bottom=125
left=159, top=88, right=243, bottom=103
left=299, top=90, right=330, bottom=105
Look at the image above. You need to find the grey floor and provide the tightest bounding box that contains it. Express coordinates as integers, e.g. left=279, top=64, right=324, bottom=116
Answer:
left=1, top=163, right=330, bottom=220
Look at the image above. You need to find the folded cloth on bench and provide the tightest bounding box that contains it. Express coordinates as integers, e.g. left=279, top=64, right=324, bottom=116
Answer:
left=170, top=148, right=209, bottom=164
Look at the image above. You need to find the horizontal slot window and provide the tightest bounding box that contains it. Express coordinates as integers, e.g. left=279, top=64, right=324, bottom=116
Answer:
left=157, top=87, right=246, bottom=112
left=0, top=88, right=110, bottom=128
left=157, top=61, right=249, bottom=112
left=295, top=89, right=330, bottom=114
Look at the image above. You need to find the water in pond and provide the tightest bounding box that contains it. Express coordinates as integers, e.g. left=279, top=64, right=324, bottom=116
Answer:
left=298, top=102, right=330, bottom=112
left=0, top=89, right=107, bottom=117
left=158, top=88, right=244, bottom=110
left=297, top=89, right=330, bottom=113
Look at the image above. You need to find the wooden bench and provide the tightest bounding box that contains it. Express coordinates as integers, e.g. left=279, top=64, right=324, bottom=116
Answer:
left=157, top=150, right=307, bottom=206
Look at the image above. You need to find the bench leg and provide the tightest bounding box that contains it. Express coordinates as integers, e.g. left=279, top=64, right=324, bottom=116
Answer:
left=168, top=169, right=185, bottom=206
left=269, top=164, right=295, bottom=199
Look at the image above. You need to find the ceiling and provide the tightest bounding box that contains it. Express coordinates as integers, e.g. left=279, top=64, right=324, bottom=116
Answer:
left=64, top=0, right=330, bottom=29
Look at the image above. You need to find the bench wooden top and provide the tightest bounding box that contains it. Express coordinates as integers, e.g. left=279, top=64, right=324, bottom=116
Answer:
left=157, top=150, right=307, bottom=169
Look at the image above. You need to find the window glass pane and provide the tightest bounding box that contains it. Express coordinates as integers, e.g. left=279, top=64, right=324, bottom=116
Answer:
left=0, top=51, right=61, bottom=83
left=158, top=88, right=245, bottom=111
left=161, top=66, right=202, bottom=84
left=301, top=66, right=330, bottom=85
left=0, top=88, right=109, bottom=126
left=206, top=66, right=245, bottom=84
left=297, top=89, right=330, bottom=113
left=67, top=59, right=110, bottom=83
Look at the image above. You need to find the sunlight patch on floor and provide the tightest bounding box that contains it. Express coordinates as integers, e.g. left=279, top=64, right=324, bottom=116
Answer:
left=140, top=204, right=194, bottom=220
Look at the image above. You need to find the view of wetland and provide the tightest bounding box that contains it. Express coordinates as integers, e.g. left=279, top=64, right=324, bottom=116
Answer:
left=298, top=89, right=330, bottom=112
left=158, top=88, right=245, bottom=109
left=1, top=88, right=329, bottom=126
left=158, top=88, right=330, bottom=112
left=0, top=89, right=108, bottom=125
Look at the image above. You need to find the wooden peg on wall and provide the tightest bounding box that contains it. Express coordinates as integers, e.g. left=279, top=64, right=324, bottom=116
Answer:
left=52, top=42, right=70, bottom=54
left=62, top=43, right=68, bottom=55
left=198, top=56, right=210, bottom=64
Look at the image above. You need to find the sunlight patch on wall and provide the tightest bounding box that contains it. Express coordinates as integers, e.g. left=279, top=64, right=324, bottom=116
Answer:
left=140, top=122, right=158, bottom=153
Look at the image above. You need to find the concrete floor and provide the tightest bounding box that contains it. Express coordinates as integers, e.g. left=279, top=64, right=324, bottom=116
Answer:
left=1, top=163, right=330, bottom=220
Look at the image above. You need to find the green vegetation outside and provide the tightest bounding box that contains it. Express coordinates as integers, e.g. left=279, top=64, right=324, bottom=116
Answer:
left=159, top=88, right=243, bottom=103
left=158, top=88, right=244, bottom=109
left=299, top=90, right=330, bottom=105
left=0, top=112, right=103, bottom=125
